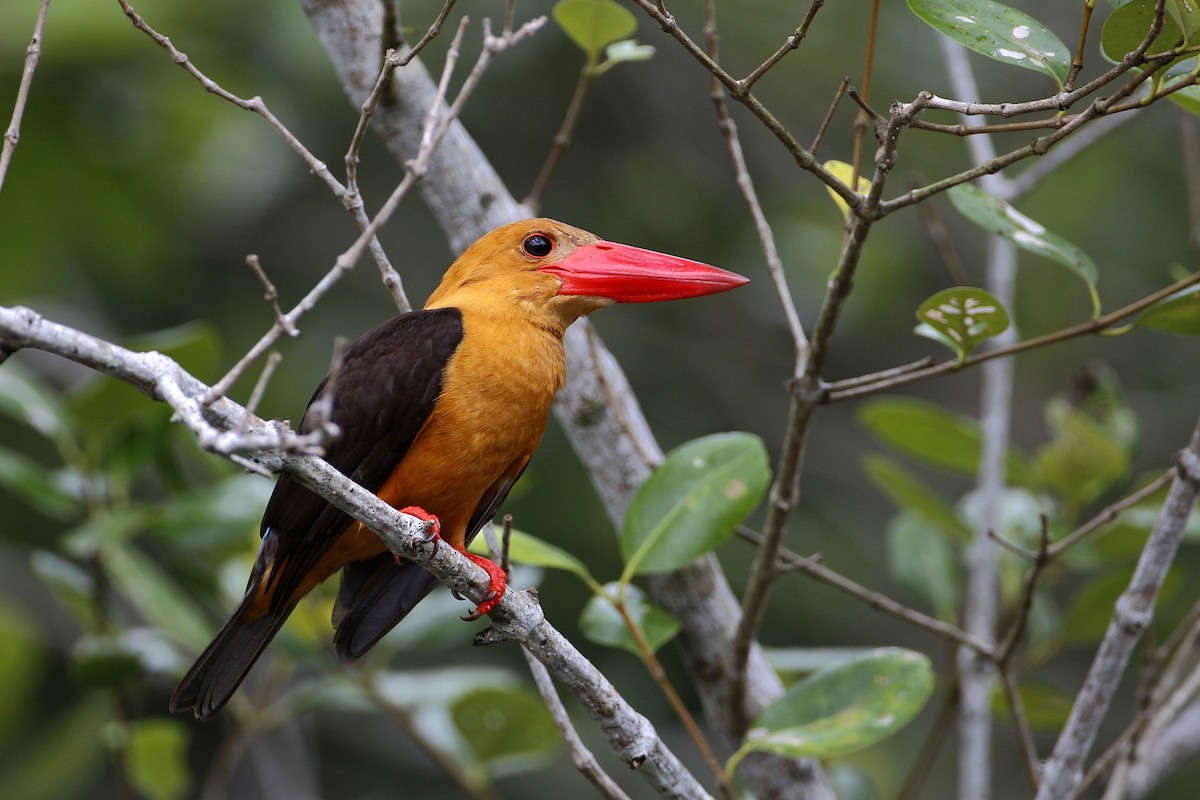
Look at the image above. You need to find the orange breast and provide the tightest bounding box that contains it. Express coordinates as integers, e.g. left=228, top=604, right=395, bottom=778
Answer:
left=290, top=310, right=567, bottom=599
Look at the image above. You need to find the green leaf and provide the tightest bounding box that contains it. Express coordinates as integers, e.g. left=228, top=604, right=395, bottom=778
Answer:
left=0, top=696, right=110, bottom=800
left=992, top=680, right=1074, bottom=732
left=0, top=604, right=44, bottom=746
left=1133, top=283, right=1200, bottom=334
left=765, top=647, right=902, bottom=680
left=1168, top=0, right=1200, bottom=40
left=451, top=686, right=560, bottom=771
left=1101, top=0, right=1199, bottom=64
left=0, top=447, right=82, bottom=520
left=949, top=184, right=1101, bottom=317
left=1031, top=399, right=1131, bottom=514
left=620, top=432, right=769, bottom=578
left=469, top=528, right=599, bottom=590
left=915, top=287, right=1010, bottom=365
left=579, top=582, right=680, bottom=656
left=1061, top=567, right=1182, bottom=645
left=858, top=397, right=1027, bottom=481
left=863, top=455, right=972, bottom=541
left=908, top=0, right=1069, bottom=84
left=0, top=362, right=74, bottom=445
left=886, top=511, right=963, bottom=621
left=553, top=0, right=637, bottom=62
left=103, top=547, right=214, bottom=651
left=30, top=550, right=100, bottom=630
left=730, top=648, right=934, bottom=771
left=122, top=718, right=192, bottom=800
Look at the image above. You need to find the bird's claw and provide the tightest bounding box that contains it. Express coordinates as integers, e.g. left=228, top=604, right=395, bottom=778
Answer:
left=399, top=506, right=442, bottom=555
left=458, top=551, right=507, bottom=621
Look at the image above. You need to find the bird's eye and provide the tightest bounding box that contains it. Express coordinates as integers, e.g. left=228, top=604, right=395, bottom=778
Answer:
left=522, top=234, right=554, bottom=258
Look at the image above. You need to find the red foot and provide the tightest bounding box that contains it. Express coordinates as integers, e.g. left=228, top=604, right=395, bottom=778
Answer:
left=458, top=549, right=507, bottom=621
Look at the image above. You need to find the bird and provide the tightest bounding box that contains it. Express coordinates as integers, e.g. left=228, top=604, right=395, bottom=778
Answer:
left=170, top=218, right=748, bottom=719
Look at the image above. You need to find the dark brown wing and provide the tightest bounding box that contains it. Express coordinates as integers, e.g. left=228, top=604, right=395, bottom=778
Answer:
left=171, top=308, right=464, bottom=719
left=260, top=306, right=465, bottom=612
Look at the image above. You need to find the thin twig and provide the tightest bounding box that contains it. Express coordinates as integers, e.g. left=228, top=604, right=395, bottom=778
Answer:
left=736, top=527, right=994, bottom=657
left=824, top=270, right=1200, bottom=403
left=1047, top=469, right=1176, bottom=559
left=738, top=0, right=825, bottom=92
left=702, top=0, right=807, bottom=365
left=1036, top=429, right=1200, bottom=800
left=0, top=0, right=50, bottom=195
left=850, top=0, right=881, bottom=189
left=245, top=255, right=297, bottom=337
left=523, top=65, right=595, bottom=213
left=521, top=648, right=632, bottom=800
left=809, top=75, right=849, bottom=155
left=614, top=599, right=737, bottom=800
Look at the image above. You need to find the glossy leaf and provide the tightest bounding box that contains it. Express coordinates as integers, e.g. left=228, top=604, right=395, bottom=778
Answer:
left=824, top=159, right=871, bottom=220
left=1133, top=283, right=1200, bottom=334
left=949, top=184, right=1100, bottom=317
left=863, top=454, right=972, bottom=541
left=858, top=397, right=1027, bottom=481
left=123, top=718, right=192, bottom=800
left=915, top=286, right=1010, bottom=365
left=908, top=0, right=1069, bottom=84
left=553, top=0, right=637, bottom=62
left=620, top=432, right=769, bottom=577
left=729, top=648, right=934, bottom=771
left=451, top=686, right=560, bottom=769
left=579, top=582, right=680, bottom=656
left=1101, top=0, right=1199, bottom=64
left=887, top=511, right=963, bottom=621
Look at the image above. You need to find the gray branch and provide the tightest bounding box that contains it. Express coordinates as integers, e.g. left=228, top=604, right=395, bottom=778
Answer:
left=1036, top=426, right=1200, bottom=800
left=0, top=303, right=712, bottom=800
left=298, top=1, right=831, bottom=797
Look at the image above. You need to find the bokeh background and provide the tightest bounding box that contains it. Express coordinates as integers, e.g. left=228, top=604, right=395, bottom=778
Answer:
left=2, top=0, right=1199, bottom=797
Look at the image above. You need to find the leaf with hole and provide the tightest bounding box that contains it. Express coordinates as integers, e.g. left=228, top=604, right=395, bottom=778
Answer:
left=908, top=0, right=1069, bottom=84
left=729, top=648, right=934, bottom=771
left=915, top=286, right=1010, bottom=365
left=949, top=184, right=1100, bottom=317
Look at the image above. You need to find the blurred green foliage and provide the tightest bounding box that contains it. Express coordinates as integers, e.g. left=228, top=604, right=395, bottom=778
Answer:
left=2, top=0, right=1200, bottom=798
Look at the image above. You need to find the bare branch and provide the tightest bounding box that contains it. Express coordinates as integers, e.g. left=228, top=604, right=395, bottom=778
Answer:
left=1036, top=430, right=1200, bottom=800
left=521, top=648, right=632, bottom=800
left=0, top=303, right=713, bottom=800
left=0, top=0, right=50, bottom=195
left=824, top=270, right=1200, bottom=403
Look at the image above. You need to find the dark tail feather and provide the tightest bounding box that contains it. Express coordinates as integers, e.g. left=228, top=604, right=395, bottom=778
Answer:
left=332, top=554, right=438, bottom=663
left=170, top=593, right=296, bottom=720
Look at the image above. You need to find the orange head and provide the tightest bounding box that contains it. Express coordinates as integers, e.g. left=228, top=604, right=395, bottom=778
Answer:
left=424, top=219, right=747, bottom=331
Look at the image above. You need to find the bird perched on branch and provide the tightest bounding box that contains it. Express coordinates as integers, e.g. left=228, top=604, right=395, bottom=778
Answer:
left=171, top=218, right=747, bottom=719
